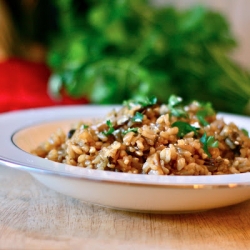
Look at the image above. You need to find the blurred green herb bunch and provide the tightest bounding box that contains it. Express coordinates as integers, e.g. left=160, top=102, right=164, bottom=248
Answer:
left=48, top=0, right=250, bottom=114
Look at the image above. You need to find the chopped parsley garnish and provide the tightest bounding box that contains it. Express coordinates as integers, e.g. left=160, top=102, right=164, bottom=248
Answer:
left=170, top=108, right=188, bottom=118
left=200, top=132, right=219, bottom=157
left=168, top=95, right=188, bottom=118
left=241, top=128, right=249, bottom=137
left=123, top=100, right=133, bottom=109
left=132, top=112, right=144, bottom=122
left=122, top=127, right=138, bottom=135
left=80, top=124, right=89, bottom=129
left=171, top=121, right=199, bottom=138
left=196, top=102, right=215, bottom=126
left=123, top=96, right=157, bottom=109
left=168, top=95, right=183, bottom=107
left=138, top=96, right=157, bottom=107
left=102, top=120, right=115, bottom=136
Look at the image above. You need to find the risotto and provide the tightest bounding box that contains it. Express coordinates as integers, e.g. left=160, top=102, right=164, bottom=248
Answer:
left=31, top=95, right=250, bottom=175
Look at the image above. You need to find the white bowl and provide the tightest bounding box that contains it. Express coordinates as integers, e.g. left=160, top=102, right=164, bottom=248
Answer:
left=1, top=105, right=250, bottom=213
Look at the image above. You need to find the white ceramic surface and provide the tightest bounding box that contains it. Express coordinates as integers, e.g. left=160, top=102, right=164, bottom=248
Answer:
left=1, top=105, right=250, bottom=213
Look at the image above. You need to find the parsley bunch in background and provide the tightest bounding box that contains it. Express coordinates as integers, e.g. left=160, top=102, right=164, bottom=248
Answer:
left=48, top=0, right=250, bottom=114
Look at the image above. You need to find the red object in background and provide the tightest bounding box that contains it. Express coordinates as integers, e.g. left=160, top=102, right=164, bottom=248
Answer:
left=0, top=58, right=89, bottom=113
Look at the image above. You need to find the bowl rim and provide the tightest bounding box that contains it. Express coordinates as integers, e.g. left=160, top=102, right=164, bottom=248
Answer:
left=1, top=105, right=250, bottom=189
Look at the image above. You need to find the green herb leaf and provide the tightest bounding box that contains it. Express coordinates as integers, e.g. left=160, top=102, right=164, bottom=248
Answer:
left=241, top=128, right=249, bottom=137
left=200, top=132, right=219, bottom=157
left=149, top=96, right=158, bottom=105
left=132, top=112, right=144, bottom=122
left=170, top=108, right=188, bottom=118
left=81, top=124, right=89, bottom=129
left=168, top=95, right=183, bottom=107
left=123, top=100, right=133, bottom=109
left=168, top=95, right=188, bottom=118
left=138, top=96, right=158, bottom=107
left=196, top=102, right=215, bottom=126
left=103, top=120, right=115, bottom=136
left=171, top=121, right=199, bottom=138
left=122, top=127, right=138, bottom=135
left=48, top=2, right=247, bottom=115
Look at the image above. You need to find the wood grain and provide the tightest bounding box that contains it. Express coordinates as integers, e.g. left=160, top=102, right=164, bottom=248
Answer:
left=1, top=164, right=250, bottom=250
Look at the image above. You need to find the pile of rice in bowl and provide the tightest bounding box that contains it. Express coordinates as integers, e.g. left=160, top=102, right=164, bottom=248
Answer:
left=31, top=95, right=250, bottom=175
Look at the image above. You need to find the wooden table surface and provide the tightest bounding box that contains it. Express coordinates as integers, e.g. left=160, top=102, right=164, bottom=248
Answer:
left=1, top=164, right=250, bottom=250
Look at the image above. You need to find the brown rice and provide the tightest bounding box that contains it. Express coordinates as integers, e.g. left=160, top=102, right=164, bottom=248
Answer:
left=31, top=96, right=250, bottom=175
